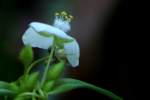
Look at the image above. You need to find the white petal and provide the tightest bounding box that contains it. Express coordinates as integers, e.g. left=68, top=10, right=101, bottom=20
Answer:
left=53, top=18, right=71, bottom=32
left=64, top=39, right=80, bottom=67
left=22, top=27, right=53, bottom=49
left=30, top=22, right=73, bottom=40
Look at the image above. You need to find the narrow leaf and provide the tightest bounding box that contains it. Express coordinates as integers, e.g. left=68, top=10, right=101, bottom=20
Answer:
left=0, top=89, right=14, bottom=95
left=0, top=81, right=16, bottom=95
left=48, top=78, right=123, bottom=100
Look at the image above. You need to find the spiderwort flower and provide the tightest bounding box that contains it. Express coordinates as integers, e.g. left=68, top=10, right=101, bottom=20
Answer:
left=22, top=11, right=80, bottom=67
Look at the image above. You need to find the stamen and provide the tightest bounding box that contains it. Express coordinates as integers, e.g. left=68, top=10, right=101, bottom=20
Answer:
left=55, top=12, right=59, bottom=16
left=69, top=15, right=74, bottom=20
left=54, top=11, right=74, bottom=22
left=61, top=11, right=67, bottom=16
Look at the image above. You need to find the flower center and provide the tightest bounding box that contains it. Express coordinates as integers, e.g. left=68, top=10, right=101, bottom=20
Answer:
left=53, top=11, right=74, bottom=32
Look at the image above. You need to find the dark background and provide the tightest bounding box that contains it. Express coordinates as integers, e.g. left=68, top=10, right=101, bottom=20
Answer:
left=0, top=0, right=132, bottom=100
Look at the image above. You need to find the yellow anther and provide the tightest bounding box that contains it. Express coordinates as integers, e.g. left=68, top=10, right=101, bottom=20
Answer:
left=61, top=11, right=67, bottom=16
left=69, top=15, right=74, bottom=20
left=55, top=11, right=74, bottom=22
left=65, top=16, right=69, bottom=20
left=55, top=12, right=59, bottom=16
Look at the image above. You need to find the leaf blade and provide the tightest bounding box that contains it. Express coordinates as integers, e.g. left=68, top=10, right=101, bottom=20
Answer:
left=48, top=78, right=123, bottom=100
left=0, top=81, right=16, bottom=96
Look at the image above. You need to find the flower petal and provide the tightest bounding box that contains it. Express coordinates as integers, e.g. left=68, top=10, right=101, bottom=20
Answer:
left=53, top=18, right=71, bottom=32
left=22, top=27, right=53, bottom=49
left=30, top=22, right=73, bottom=40
left=64, top=39, right=80, bottom=67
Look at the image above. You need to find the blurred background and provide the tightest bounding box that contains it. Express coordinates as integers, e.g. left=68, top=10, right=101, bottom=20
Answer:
left=0, top=0, right=132, bottom=100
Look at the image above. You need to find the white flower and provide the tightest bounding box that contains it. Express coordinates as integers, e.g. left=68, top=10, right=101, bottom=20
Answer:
left=53, top=17, right=70, bottom=32
left=22, top=11, right=79, bottom=67
left=64, top=40, right=79, bottom=67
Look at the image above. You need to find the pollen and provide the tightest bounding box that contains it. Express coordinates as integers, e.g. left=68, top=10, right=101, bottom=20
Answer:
left=55, top=12, right=59, bottom=16
left=69, top=15, right=74, bottom=20
left=61, top=11, right=67, bottom=16
left=55, top=11, right=74, bottom=22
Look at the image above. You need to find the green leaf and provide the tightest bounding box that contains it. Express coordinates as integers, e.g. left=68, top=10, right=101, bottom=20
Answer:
left=0, top=81, right=16, bottom=95
left=48, top=78, right=123, bottom=100
left=0, top=89, right=14, bottom=95
left=19, top=45, right=33, bottom=67
left=47, top=61, right=65, bottom=80
left=0, top=81, right=10, bottom=89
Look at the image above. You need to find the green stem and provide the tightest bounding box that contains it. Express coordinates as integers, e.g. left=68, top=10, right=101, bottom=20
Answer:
left=26, top=56, right=48, bottom=74
left=41, top=45, right=55, bottom=87
left=14, top=56, right=48, bottom=84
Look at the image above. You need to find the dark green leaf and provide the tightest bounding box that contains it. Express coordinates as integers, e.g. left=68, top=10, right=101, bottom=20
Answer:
left=19, top=45, right=33, bottom=67
left=0, top=81, right=16, bottom=95
left=48, top=78, right=123, bottom=100
left=0, top=89, right=14, bottom=95
left=0, top=81, right=10, bottom=89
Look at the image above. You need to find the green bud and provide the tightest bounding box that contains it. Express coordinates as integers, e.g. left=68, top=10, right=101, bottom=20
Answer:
left=19, top=72, right=39, bottom=92
left=47, top=61, right=65, bottom=80
left=19, top=45, right=33, bottom=68
left=42, top=80, right=55, bottom=92
left=27, top=72, right=39, bottom=89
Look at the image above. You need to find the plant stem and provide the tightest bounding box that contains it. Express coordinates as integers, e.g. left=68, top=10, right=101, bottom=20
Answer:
left=26, top=56, right=48, bottom=74
left=41, top=45, right=55, bottom=87
left=14, top=56, right=48, bottom=84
